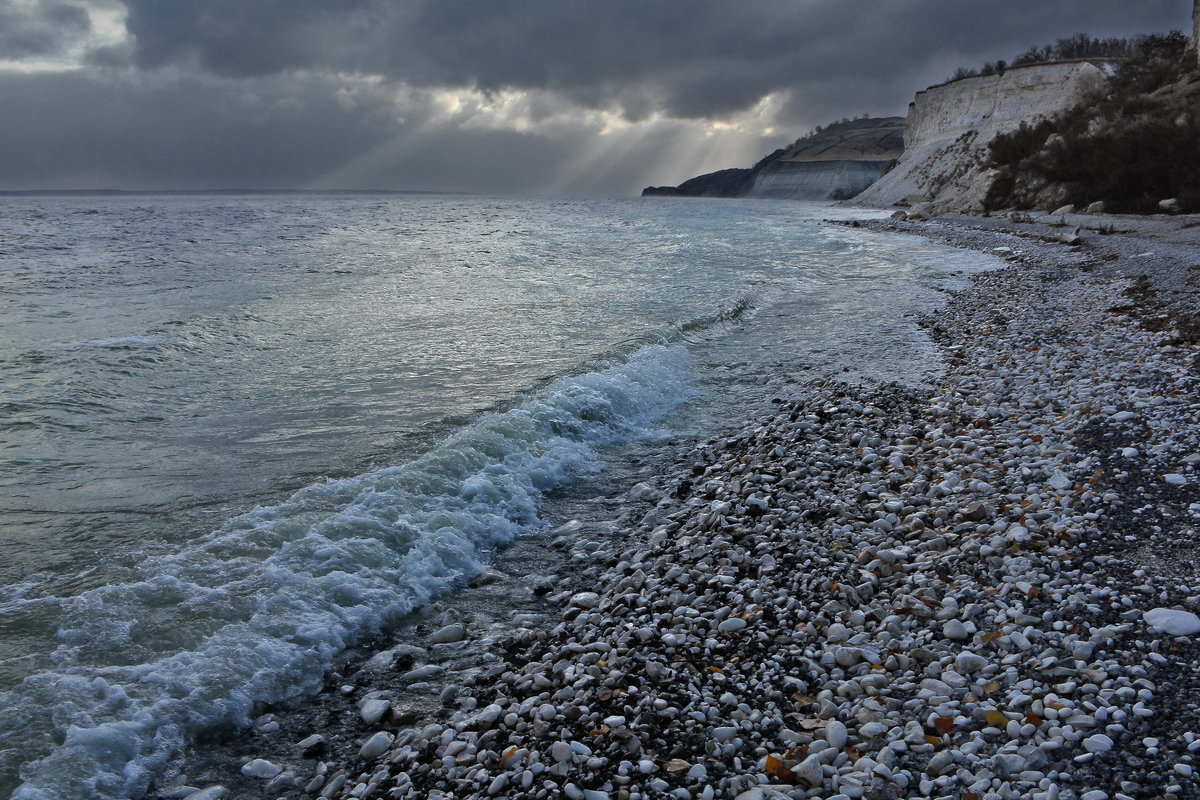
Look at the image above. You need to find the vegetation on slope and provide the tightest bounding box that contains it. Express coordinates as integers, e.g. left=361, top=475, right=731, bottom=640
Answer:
left=982, top=32, right=1200, bottom=214
left=945, top=33, right=1142, bottom=83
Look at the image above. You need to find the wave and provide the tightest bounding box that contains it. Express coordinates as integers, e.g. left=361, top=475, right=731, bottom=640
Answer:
left=1, top=343, right=693, bottom=800
left=676, top=296, right=754, bottom=335
left=56, top=337, right=167, bottom=349
left=578, top=297, right=755, bottom=375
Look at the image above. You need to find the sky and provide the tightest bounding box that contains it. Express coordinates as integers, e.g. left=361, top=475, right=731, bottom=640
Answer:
left=0, top=0, right=1191, bottom=196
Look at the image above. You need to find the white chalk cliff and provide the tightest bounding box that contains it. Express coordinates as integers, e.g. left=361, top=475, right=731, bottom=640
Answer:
left=854, top=62, right=1111, bottom=211
left=746, top=117, right=904, bottom=200
left=747, top=160, right=894, bottom=200
left=642, top=117, right=902, bottom=200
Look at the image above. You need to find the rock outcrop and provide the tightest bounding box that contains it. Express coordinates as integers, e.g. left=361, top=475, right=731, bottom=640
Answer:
left=745, top=160, right=894, bottom=200
left=746, top=117, right=903, bottom=200
left=853, top=62, right=1111, bottom=212
left=642, top=117, right=903, bottom=201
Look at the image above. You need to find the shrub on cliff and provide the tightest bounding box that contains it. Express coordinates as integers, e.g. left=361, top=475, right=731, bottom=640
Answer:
left=984, top=31, right=1199, bottom=214
left=947, top=33, right=1138, bottom=84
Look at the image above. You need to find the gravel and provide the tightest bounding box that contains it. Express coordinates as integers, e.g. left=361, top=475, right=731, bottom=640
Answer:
left=154, top=213, right=1200, bottom=800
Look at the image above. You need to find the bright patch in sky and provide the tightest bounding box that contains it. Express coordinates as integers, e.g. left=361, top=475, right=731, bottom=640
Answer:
left=0, top=0, right=1190, bottom=194
left=0, top=0, right=127, bottom=71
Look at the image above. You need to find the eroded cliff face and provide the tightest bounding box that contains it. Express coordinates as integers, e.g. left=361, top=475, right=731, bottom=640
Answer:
left=745, top=117, right=903, bottom=200
left=747, top=160, right=894, bottom=200
left=643, top=117, right=903, bottom=200
left=854, top=62, right=1111, bottom=211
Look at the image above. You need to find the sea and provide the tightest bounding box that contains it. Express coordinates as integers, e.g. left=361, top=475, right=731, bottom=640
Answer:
left=0, top=194, right=998, bottom=799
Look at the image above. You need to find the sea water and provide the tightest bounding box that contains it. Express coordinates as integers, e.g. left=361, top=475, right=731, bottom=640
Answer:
left=0, top=194, right=997, bottom=798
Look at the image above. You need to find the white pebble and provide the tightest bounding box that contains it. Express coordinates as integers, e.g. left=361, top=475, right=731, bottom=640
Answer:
left=181, top=789, right=226, bottom=800
left=955, top=652, right=988, bottom=674
left=358, top=731, right=394, bottom=760
left=240, top=760, right=282, bottom=780
left=943, top=620, right=969, bottom=641
left=569, top=592, right=601, bottom=609
left=359, top=698, right=391, bottom=725
left=431, top=623, right=466, bottom=644
left=826, top=720, right=848, bottom=749
left=1144, top=608, right=1200, bottom=636
left=551, top=741, right=574, bottom=763
left=713, top=726, right=738, bottom=742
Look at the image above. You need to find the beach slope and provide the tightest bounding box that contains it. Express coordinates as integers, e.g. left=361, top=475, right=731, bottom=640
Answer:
left=165, top=213, right=1200, bottom=800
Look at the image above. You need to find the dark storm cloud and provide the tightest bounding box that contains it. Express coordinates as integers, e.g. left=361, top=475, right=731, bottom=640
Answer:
left=0, top=0, right=1193, bottom=193
left=0, top=69, right=725, bottom=194
left=0, top=0, right=90, bottom=58
left=119, top=0, right=1190, bottom=121
left=0, top=70, right=397, bottom=189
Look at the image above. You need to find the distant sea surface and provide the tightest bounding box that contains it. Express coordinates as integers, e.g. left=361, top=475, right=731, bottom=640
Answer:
left=0, top=194, right=996, bottom=798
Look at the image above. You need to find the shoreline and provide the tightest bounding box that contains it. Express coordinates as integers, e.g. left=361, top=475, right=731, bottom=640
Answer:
left=156, top=213, right=1200, bottom=800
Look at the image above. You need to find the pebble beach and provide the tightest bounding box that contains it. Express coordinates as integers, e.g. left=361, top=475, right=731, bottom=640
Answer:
left=160, top=213, right=1200, bottom=800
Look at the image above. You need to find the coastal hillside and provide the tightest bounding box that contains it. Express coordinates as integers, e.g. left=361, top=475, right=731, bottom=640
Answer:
left=984, top=32, right=1200, bottom=213
left=642, top=117, right=903, bottom=201
left=851, top=61, right=1111, bottom=212
left=747, top=117, right=904, bottom=200
left=645, top=21, right=1200, bottom=216
left=858, top=29, right=1199, bottom=215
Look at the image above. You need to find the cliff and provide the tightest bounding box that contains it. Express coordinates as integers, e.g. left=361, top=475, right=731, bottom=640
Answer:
left=642, top=117, right=904, bottom=201
left=745, top=160, right=896, bottom=201
left=983, top=33, right=1200, bottom=214
left=853, top=61, right=1111, bottom=212
left=746, top=117, right=903, bottom=200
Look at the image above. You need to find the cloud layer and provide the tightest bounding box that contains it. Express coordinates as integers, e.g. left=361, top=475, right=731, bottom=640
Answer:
left=0, top=0, right=1191, bottom=194
left=0, top=0, right=90, bottom=59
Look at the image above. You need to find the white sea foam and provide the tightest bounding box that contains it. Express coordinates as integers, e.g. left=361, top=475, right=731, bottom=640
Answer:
left=3, top=344, right=692, bottom=800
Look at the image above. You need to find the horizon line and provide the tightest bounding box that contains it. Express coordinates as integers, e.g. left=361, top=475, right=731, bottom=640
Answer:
left=0, top=188, right=467, bottom=197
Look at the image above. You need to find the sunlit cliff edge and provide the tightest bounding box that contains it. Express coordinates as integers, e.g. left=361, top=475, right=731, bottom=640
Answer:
left=640, top=117, right=903, bottom=201
left=642, top=62, right=1108, bottom=208
left=646, top=7, right=1200, bottom=214
left=851, top=62, right=1111, bottom=212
